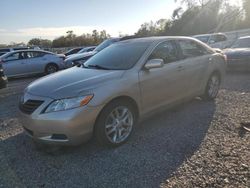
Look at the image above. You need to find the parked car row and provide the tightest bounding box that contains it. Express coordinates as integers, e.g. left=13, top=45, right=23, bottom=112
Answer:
left=64, top=38, right=121, bottom=67
left=19, top=36, right=226, bottom=147
left=1, top=34, right=250, bottom=82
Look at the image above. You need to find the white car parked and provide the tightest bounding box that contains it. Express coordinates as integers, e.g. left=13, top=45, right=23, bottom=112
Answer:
left=0, top=50, right=66, bottom=78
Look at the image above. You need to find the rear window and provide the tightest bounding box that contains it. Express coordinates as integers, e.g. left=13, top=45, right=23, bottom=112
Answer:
left=178, top=40, right=211, bottom=58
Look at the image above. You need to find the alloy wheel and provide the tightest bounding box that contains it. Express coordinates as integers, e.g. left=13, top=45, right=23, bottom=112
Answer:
left=104, top=106, right=134, bottom=144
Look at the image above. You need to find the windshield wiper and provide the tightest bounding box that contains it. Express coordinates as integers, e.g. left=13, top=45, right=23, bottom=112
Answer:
left=86, top=64, right=111, bottom=70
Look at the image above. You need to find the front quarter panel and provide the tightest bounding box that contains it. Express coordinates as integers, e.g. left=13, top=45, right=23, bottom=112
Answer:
left=87, top=70, right=141, bottom=112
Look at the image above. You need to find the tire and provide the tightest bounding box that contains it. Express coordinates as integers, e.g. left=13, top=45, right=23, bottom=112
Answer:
left=45, top=64, right=58, bottom=74
left=94, top=100, right=137, bottom=147
left=202, top=73, right=221, bottom=100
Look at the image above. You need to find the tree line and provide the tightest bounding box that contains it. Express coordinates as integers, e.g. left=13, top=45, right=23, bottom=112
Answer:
left=28, top=0, right=250, bottom=48
left=135, top=0, right=250, bottom=37
left=28, top=30, right=110, bottom=48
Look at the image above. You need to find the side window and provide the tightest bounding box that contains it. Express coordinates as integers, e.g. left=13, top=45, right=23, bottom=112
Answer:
left=87, top=48, right=93, bottom=52
left=178, top=40, right=209, bottom=58
left=5, top=53, right=20, bottom=61
left=149, top=41, right=179, bottom=64
left=216, top=35, right=227, bottom=42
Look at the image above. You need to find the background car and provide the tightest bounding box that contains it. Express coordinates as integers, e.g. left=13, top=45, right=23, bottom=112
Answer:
left=0, top=50, right=66, bottom=78
left=66, top=46, right=96, bottom=59
left=64, top=47, right=84, bottom=56
left=19, top=37, right=226, bottom=147
left=193, top=33, right=228, bottom=49
left=0, top=47, right=30, bottom=56
left=77, top=46, right=96, bottom=54
left=0, top=63, right=7, bottom=89
left=64, top=38, right=121, bottom=68
left=223, top=36, right=250, bottom=71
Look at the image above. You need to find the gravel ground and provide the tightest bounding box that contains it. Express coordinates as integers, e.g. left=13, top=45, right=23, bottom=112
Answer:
left=0, top=73, right=249, bottom=188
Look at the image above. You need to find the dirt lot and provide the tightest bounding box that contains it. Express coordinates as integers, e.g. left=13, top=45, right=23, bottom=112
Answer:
left=0, top=73, right=249, bottom=188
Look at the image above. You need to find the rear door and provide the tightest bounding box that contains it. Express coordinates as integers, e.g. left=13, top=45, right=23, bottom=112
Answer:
left=176, top=39, right=212, bottom=96
left=25, top=51, right=47, bottom=74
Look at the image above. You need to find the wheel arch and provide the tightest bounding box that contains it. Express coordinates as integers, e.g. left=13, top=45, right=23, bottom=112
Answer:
left=93, top=95, right=140, bottom=132
left=45, top=62, right=59, bottom=71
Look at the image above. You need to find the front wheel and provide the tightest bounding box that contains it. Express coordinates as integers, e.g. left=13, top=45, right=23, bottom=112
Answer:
left=202, top=73, right=221, bottom=100
left=45, top=64, right=58, bottom=75
left=94, top=101, right=137, bottom=147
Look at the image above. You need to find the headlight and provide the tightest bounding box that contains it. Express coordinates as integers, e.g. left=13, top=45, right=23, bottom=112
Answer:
left=44, top=95, right=93, bottom=113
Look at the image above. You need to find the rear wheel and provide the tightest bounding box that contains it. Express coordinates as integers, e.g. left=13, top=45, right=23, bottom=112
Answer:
left=45, top=64, right=58, bottom=74
left=202, top=73, right=221, bottom=100
left=94, top=101, right=137, bottom=147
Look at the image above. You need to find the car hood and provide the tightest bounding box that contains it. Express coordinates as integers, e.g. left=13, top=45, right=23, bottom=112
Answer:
left=223, top=48, right=250, bottom=59
left=65, top=51, right=97, bottom=61
left=26, top=67, right=125, bottom=99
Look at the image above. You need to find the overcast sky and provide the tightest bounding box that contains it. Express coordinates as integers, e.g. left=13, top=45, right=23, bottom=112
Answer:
left=0, top=0, right=181, bottom=44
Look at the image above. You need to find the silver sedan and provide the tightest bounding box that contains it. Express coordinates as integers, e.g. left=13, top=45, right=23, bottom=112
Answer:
left=0, top=50, right=66, bottom=78
left=19, top=37, right=226, bottom=147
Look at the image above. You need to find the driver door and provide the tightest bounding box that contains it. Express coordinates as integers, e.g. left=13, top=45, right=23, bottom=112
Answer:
left=2, top=52, right=28, bottom=77
left=139, top=40, right=186, bottom=114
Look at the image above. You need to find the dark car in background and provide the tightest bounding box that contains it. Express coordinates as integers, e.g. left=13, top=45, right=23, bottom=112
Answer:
left=64, top=38, right=121, bottom=68
left=64, top=47, right=84, bottom=56
left=0, top=63, right=7, bottom=89
left=224, top=36, right=250, bottom=71
left=77, top=46, right=96, bottom=54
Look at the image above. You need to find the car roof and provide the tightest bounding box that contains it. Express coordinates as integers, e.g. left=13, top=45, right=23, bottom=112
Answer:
left=193, top=33, right=226, bottom=37
left=118, top=36, right=198, bottom=44
left=10, top=49, right=53, bottom=53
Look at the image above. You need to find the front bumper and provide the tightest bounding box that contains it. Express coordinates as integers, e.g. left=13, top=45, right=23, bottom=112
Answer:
left=19, top=92, right=103, bottom=145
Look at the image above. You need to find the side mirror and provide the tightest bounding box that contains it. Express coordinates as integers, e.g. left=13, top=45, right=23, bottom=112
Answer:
left=144, top=59, right=164, bottom=70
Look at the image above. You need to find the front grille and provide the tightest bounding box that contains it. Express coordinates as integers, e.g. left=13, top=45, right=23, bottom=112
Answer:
left=19, top=100, right=44, bottom=114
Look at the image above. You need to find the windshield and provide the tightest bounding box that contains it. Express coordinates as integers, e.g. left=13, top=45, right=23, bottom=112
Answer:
left=94, top=38, right=119, bottom=52
left=231, top=38, right=250, bottom=48
left=84, top=41, right=151, bottom=70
